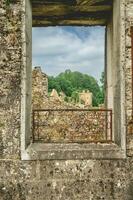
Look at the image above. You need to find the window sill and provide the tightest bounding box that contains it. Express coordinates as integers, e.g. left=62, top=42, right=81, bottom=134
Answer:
left=21, top=143, right=126, bottom=160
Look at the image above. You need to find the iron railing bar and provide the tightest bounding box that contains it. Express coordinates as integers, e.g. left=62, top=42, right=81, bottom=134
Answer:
left=37, top=112, right=40, bottom=140
left=105, top=110, right=108, bottom=141
left=33, top=108, right=113, bottom=112
left=32, top=110, right=35, bottom=143
left=110, top=109, right=113, bottom=141
left=32, top=140, right=114, bottom=144
left=32, top=109, right=113, bottom=143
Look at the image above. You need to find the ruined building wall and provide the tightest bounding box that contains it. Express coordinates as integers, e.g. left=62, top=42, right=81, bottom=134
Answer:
left=32, top=68, right=100, bottom=143
left=0, top=0, right=133, bottom=199
left=32, top=66, right=48, bottom=108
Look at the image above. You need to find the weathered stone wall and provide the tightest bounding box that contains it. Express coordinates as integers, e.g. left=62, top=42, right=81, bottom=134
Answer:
left=32, top=68, right=108, bottom=143
left=0, top=0, right=133, bottom=200
left=0, top=0, right=21, bottom=160
left=33, top=110, right=110, bottom=143
left=32, top=67, right=80, bottom=109
left=32, top=66, right=48, bottom=109
left=125, top=0, right=133, bottom=157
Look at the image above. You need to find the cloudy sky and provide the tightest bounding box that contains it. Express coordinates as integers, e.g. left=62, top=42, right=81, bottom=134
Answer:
left=32, top=26, right=105, bottom=81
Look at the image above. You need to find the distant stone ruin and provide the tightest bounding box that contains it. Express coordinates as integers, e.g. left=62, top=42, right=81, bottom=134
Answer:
left=50, top=89, right=61, bottom=102
left=32, top=66, right=48, bottom=108
left=31, top=67, right=108, bottom=143
left=32, top=67, right=78, bottom=109
left=32, top=67, right=93, bottom=109
left=79, top=90, right=92, bottom=107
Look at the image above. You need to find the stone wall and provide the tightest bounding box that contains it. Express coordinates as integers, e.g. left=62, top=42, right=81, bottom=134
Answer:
left=32, top=68, right=107, bottom=143
left=125, top=0, right=133, bottom=157
left=0, top=0, right=133, bottom=199
left=32, top=67, right=79, bottom=109
left=32, top=66, right=48, bottom=109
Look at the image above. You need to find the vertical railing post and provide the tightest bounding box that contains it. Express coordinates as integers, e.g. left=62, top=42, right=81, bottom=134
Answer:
left=110, top=110, right=113, bottom=141
left=37, top=111, right=40, bottom=140
left=105, top=110, right=108, bottom=141
left=32, top=110, right=35, bottom=143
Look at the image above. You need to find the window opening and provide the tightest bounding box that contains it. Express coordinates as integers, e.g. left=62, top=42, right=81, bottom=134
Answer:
left=32, top=26, right=113, bottom=143
left=21, top=0, right=127, bottom=160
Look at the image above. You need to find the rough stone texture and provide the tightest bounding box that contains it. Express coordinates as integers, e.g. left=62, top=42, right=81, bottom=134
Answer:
left=32, top=66, right=48, bottom=109
left=32, top=68, right=109, bottom=143
left=0, top=0, right=133, bottom=200
left=0, top=0, right=21, bottom=160
left=126, top=0, right=133, bottom=156
left=33, top=109, right=111, bottom=143
left=32, top=67, right=80, bottom=109
left=32, top=67, right=93, bottom=109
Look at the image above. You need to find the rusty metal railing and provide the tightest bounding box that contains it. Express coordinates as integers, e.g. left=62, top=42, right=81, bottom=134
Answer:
left=32, top=108, right=113, bottom=143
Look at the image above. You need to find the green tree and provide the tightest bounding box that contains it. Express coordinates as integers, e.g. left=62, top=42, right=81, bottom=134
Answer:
left=48, top=70, right=104, bottom=106
left=71, top=91, right=80, bottom=103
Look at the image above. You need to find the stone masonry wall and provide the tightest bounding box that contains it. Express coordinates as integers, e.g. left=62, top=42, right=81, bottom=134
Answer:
left=125, top=0, right=133, bottom=157
left=32, top=66, right=48, bottom=109
left=32, top=68, right=107, bottom=143
left=0, top=0, right=133, bottom=200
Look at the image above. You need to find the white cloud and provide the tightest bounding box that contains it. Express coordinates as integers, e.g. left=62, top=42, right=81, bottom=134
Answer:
left=32, top=26, right=105, bottom=81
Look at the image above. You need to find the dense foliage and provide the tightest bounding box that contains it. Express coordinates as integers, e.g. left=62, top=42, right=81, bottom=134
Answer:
left=48, top=70, right=104, bottom=106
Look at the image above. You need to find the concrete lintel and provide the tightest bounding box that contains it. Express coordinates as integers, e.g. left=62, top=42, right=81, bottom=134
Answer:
left=21, top=143, right=126, bottom=160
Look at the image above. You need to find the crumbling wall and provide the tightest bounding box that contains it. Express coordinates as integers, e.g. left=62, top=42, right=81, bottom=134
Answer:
left=0, top=0, right=133, bottom=200
left=32, top=68, right=107, bottom=143
left=32, top=66, right=48, bottom=108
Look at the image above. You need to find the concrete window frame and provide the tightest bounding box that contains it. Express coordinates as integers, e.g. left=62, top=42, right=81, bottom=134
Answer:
left=21, top=0, right=126, bottom=160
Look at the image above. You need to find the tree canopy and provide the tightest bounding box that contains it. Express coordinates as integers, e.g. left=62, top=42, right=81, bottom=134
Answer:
left=48, top=70, right=104, bottom=106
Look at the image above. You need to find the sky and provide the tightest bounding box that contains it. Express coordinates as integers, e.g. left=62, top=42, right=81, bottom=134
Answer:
left=32, top=26, right=105, bottom=81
